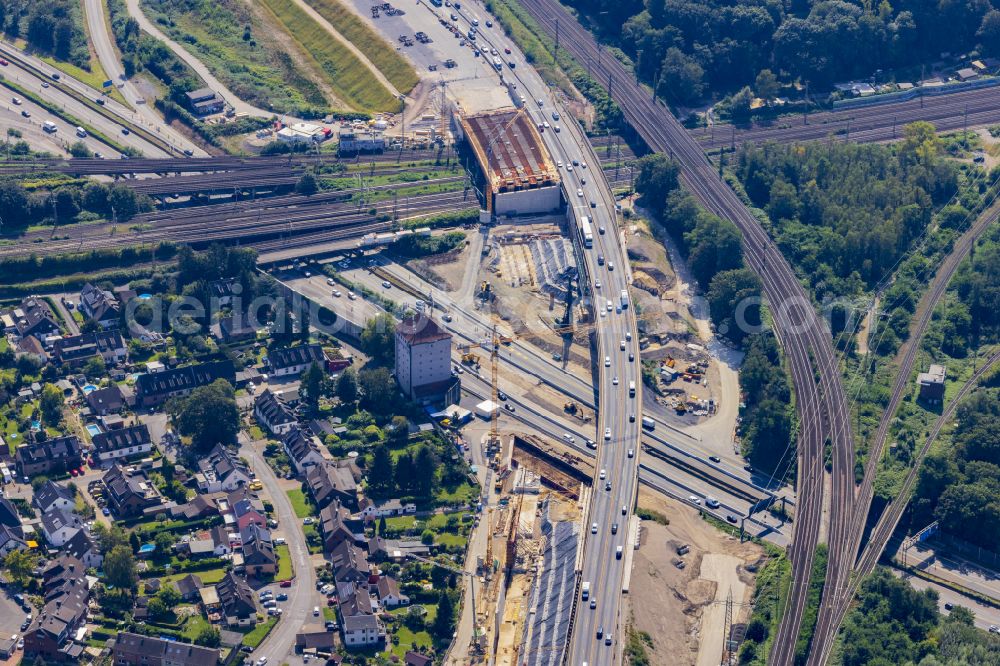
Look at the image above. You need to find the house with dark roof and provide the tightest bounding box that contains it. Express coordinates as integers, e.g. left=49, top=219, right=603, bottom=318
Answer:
left=33, top=480, right=75, bottom=514
left=0, top=524, right=26, bottom=556
left=174, top=573, right=204, bottom=601
left=338, top=586, right=385, bottom=649
left=79, top=283, right=120, bottom=328
left=295, top=624, right=337, bottom=652
left=63, top=528, right=102, bottom=568
left=241, top=523, right=277, bottom=576
left=170, top=494, right=220, bottom=522
left=266, top=343, right=329, bottom=377
left=375, top=575, right=409, bottom=607
left=15, top=434, right=83, bottom=477
left=216, top=312, right=258, bottom=345
left=254, top=388, right=297, bottom=436
left=52, top=330, right=126, bottom=366
left=0, top=497, right=21, bottom=531
left=85, top=385, right=124, bottom=416
left=8, top=296, right=60, bottom=341
left=112, top=631, right=219, bottom=666
left=23, top=556, right=89, bottom=662
left=395, top=315, right=457, bottom=405
left=92, top=423, right=153, bottom=465
left=228, top=487, right=266, bottom=531
left=134, top=360, right=235, bottom=408
left=40, top=507, right=83, bottom=547
left=283, top=426, right=325, bottom=474
left=329, top=539, right=370, bottom=585
left=15, top=335, right=49, bottom=364
left=102, top=464, right=166, bottom=517
left=215, top=571, right=257, bottom=627
left=404, top=651, right=433, bottom=666
left=196, top=444, right=252, bottom=493
left=306, top=461, right=358, bottom=510
left=319, top=501, right=363, bottom=553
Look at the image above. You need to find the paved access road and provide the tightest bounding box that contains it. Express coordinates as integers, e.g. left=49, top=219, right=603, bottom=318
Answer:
left=240, top=433, right=317, bottom=662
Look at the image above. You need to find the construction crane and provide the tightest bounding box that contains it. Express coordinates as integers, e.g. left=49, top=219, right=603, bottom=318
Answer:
left=405, top=553, right=486, bottom=655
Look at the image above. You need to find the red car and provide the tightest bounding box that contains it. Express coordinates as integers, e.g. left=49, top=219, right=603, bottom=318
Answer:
left=0, top=59, right=7, bottom=66
left=69, top=469, right=78, bottom=477
left=504, top=47, right=511, bottom=54
left=279, top=580, right=292, bottom=588
left=77, top=468, right=86, bottom=476
left=327, top=598, right=336, bottom=606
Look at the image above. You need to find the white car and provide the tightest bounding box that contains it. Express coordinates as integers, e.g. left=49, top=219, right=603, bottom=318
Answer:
left=11, top=97, right=20, bottom=105
left=347, top=292, right=356, bottom=300
left=608, top=262, right=614, bottom=271
left=599, top=469, right=606, bottom=480
left=582, top=162, right=588, bottom=169
left=332, top=289, right=342, bottom=297
left=620, top=340, right=626, bottom=350
left=688, top=495, right=701, bottom=505
left=604, top=356, right=611, bottom=367
left=313, top=606, right=320, bottom=616
left=595, top=279, right=602, bottom=289
left=591, top=523, right=598, bottom=534
left=612, top=376, right=619, bottom=385
left=562, top=433, right=575, bottom=443
left=303, top=517, right=314, bottom=525
left=381, top=280, right=391, bottom=288
left=274, top=537, right=286, bottom=545
left=543, top=121, right=550, bottom=129
left=628, top=448, right=634, bottom=458
left=326, top=277, right=334, bottom=285
left=607, top=300, right=613, bottom=312
left=626, top=331, right=632, bottom=341
left=567, top=164, right=573, bottom=171
left=557, top=161, right=563, bottom=168
left=577, top=188, right=583, bottom=197
left=604, top=427, right=611, bottom=440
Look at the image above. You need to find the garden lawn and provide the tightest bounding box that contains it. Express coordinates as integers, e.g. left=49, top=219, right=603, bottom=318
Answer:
left=388, top=604, right=436, bottom=658
left=285, top=489, right=313, bottom=518
left=275, top=544, right=293, bottom=580
left=163, top=568, right=228, bottom=585
left=180, top=612, right=212, bottom=641
left=241, top=616, right=278, bottom=648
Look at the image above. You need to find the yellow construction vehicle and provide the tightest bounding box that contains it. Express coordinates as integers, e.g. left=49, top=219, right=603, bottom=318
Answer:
left=462, top=352, right=480, bottom=366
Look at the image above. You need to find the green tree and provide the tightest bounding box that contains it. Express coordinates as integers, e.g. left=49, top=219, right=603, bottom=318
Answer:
left=336, top=367, right=359, bottom=404
left=413, top=445, right=437, bottom=498
left=368, top=444, right=394, bottom=496
left=295, top=172, right=319, bottom=195
left=301, top=362, right=324, bottom=416
left=389, top=415, right=410, bottom=445
left=728, top=86, right=754, bottom=121
left=194, top=626, right=221, bottom=648
left=359, top=367, right=395, bottom=412
left=360, top=313, right=395, bottom=363
left=154, top=531, right=175, bottom=555
left=978, top=9, right=1000, bottom=56
left=754, top=69, right=780, bottom=102
left=432, top=591, right=455, bottom=639
left=657, top=47, right=705, bottom=104
left=39, top=383, right=64, bottom=426
left=104, top=544, right=138, bottom=590
left=69, top=141, right=92, bottom=158
left=169, top=379, right=239, bottom=453
left=3, top=549, right=37, bottom=586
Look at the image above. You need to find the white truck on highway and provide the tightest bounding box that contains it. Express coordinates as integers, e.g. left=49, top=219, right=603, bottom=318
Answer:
left=581, top=581, right=590, bottom=600
left=620, top=289, right=629, bottom=308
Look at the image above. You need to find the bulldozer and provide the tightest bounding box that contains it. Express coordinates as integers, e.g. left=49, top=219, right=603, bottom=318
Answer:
left=564, top=401, right=578, bottom=414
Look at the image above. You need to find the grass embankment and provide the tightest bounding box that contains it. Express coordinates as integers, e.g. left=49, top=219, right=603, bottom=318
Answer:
left=257, top=0, right=399, bottom=112
left=285, top=489, right=313, bottom=519
left=142, top=0, right=329, bottom=115
left=305, top=0, right=418, bottom=94
left=40, top=56, right=128, bottom=106
left=737, top=548, right=791, bottom=665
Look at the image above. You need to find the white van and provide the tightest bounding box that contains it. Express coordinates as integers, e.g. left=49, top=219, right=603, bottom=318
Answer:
left=42, top=121, right=57, bottom=133
left=75, top=126, right=87, bottom=138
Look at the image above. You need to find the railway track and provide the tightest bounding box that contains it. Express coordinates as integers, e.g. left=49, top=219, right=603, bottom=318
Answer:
left=514, top=1, right=854, bottom=663
left=697, top=84, right=1000, bottom=150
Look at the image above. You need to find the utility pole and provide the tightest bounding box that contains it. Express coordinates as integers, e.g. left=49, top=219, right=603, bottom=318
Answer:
left=554, top=19, right=559, bottom=56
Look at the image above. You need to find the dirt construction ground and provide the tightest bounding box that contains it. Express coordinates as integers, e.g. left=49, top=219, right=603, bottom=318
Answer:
left=625, top=491, right=764, bottom=666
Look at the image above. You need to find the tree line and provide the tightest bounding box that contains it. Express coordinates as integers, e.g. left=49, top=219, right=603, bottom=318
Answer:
left=0, top=179, right=153, bottom=233
left=566, top=0, right=1000, bottom=105
left=0, top=0, right=90, bottom=69
left=634, top=153, right=793, bottom=477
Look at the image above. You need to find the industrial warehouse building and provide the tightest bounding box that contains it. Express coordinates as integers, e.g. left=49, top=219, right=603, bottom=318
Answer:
left=456, top=109, right=561, bottom=218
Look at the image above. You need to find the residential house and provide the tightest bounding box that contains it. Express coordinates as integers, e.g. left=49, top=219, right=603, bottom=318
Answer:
left=52, top=330, right=127, bottom=366
left=329, top=539, right=370, bottom=585
left=306, top=462, right=358, bottom=511
left=283, top=426, right=325, bottom=474
left=241, top=523, right=277, bottom=577
left=102, top=464, right=165, bottom=518
left=375, top=575, right=409, bottom=607
left=92, top=424, right=153, bottom=466
left=63, top=528, right=102, bottom=568
left=228, top=488, right=266, bottom=531
left=134, top=360, right=235, bottom=408
left=208, top=278, right=237, bottom=304
left=215, top=571, right=257, bottom=627
left=918, top=363, right=947, bottom=403
left=266, top=344, right=328, bottom=377
left=15, top=335, right=48, bottom=364
left=8, top=296, right=60, bottom=341
left=15, top=435, right=83, bottom=477
left=366, top=537, right=430, bottom=562
left=254, top=389, right=297, bottom=436
left=405, top=651, right=433, bottom=666
left=174, top=574, right=204, bottom=602
left=23, top=556, right=89, bottom=662
left=0, top=524, right=26, bottom=556
left=295, top=625, right=337, bottom=653
left=319, top=502, right=362, bottom=553
left=210, top=525, right=233, bottom=555
left=112, top=631, right=219, bottom=666
left=79, top=283, right=120, bottom=328
left=0, top=496, right=20, bottom=531
left=40, top=508, right=83, bottom=547
left=357, top=498, right=416, bottom=520
left=85, top=385, right=125, bottom=416
left=338, top=586, right=385, bottom=648
left=33, top=480, right=76, bottom=514
left=170, top=494, right=220, bottom=522
left=196, top=444, right=253, bottom=493
left=216, top=313, right=258, bottom=345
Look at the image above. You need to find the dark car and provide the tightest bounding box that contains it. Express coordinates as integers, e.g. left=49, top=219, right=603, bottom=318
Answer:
left=497, top=391, right=507, bottom=401
left=121, top=127, right=130, bottom=135
left=726, top=514, right=738, bottom=524
left=503, top=403, right=515, bottom=413
left=944, top=603, right=954, bottom=611
left=709, top=455, right=721, bottom=463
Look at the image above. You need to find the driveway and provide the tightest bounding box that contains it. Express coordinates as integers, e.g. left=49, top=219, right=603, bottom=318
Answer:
left=239, top=431, right=318, bottom=662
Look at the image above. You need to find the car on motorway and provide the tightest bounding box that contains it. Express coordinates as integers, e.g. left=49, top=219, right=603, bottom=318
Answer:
left=629, top=413, right=635, bottom=422
left=606, top=300, right=613, bottom=312
left=576, top=188, right=583, bottom=197
left=332, top=289, right=342, bottom=297
left=486, top=19, right=493, bottom=26
left=51, top=72, right=60, bottom=80
left=606, top=633, right=613, bottom=645
left=705, top=497, right=720, bottom=509
left=381, top=280, right=391, bottom=288
left=611, top=523, right=618, bottom=534
left=595, top=279, right=601, bottom=289
left=504, top=403, right=515, bottom=413
left=989, top=625, right=999, bottom=633
left=726, top=514, right=738, bottom=523
left=542, top=121, right=550, bottom=129
left=596, top=626, right=603, bottom=639
left=11, top=96, right=20, bottom=105
left=612, top=376, right=619, bottom=385
left=497, top=391, right=508, bottom=400
left=591, top=523, right=598, bottom=534
left=598, top=224, right=606, bottom=234
left=626, top=331, right=632, bottom=341
left=628, top=448, right=634, bottom=458
left=605, top=481, right=611, bottom=491
left=604, top=427, right=611, bottom=440
left=620, top=339, right=626, bottom=350
left=622, top=505, right=628, bottom=515
left=183, top=149, right=194, bottom=156
left=604, top=356, right=610, bottom=367
left=0, top=59, right=6, bottom=65
left=327, top=277, right=335, bottom=285
left=551, top=111, right=560, bottom=120
left=121, top=127, right=129, bottom=134
left=450, top=13, right=458, bottom=19
left=554, top=125, right=560, bottom=132
left=628, top=352, right=634, bottom=362
left=688, top=495, right=701, bottom=505
left=589, top=599, right=597, bottom=609
left=566, top=164, right=573, bottom=171
left=599, top=469, right=606, bottom=480
left=347, top=292, right=356, bottom=300
left=585, top=438, right=596, bottom=449
left=709, top=455, right=721, bottom=463
left=41, top=81, right=48, bottom=88
left=552, top=352, right=562, bottom=361
left=590, top=201, right=597, bottom=208
left=563, top=433, right=575, bottom=443
left=505, top=47, right=512, bottom=54
left=608, top=262, right=614, bottom=271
